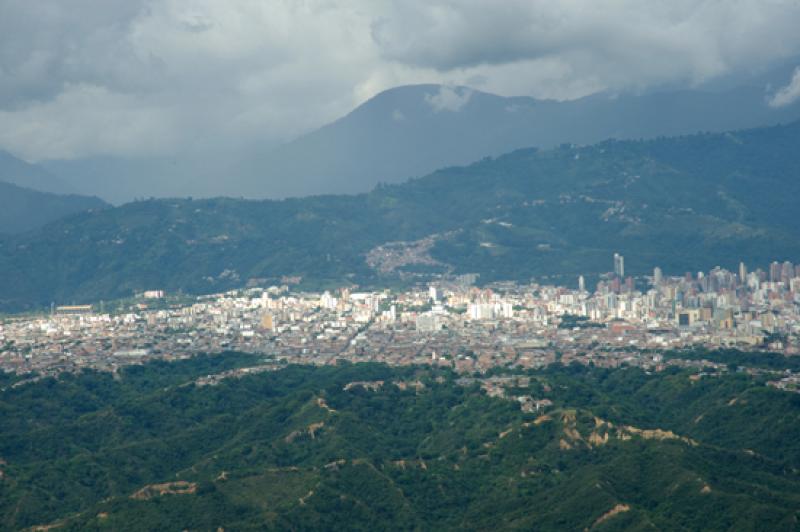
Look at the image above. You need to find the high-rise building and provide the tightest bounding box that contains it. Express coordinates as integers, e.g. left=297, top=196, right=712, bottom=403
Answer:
left=653, top=267, right=663, bottom=286
left=624, top=277, right=634, bottom=292
left=613, top=253, right=625, bottom=277
left=739, top=262, right=747, bottom=283
left=468, top=303, right=495, bottom=320
left=610, top=277, right=621, bottom=294
left=578, top=275, right=586, bottom=292
left=770, top=261, right=782, bottom=283
left=781, top=261, right=794, bottom=283
left=429, top=285, right=440, bottom=302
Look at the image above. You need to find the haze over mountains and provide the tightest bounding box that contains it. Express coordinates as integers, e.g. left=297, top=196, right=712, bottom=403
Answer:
left=8, top=62, right=798, bottom=204
left=0, top=150, right=72, bottom=195
left=0, top=151, right=107, bottom=234
left=0, top=182, right=107, bottom=235
left=1, top=120, right=798, bottom=312
left=231, top=72, right=800, bottom=199
left=1, top=57, right=799, bottom=307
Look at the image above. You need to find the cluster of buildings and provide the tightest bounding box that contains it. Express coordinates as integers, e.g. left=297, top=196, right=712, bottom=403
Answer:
left=1, top=255, right=799, bottom=387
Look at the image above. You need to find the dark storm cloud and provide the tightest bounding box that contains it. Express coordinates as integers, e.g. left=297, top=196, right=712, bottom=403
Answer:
left=0, top=1, right=148, bottom=106
left=0, top=0, right=799, bottom=162
left=372, top=1, right=800, bottom=87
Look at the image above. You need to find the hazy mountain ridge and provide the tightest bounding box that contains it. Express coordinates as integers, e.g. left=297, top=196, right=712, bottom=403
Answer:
left=0, top=150, right=73, bottom=195
left=0, top=181, right=108, bottom=234
left=43, top=63, right=800, bottom=203
left=236, top=79, right=800, bottom=199
left=0, top=121, right=798, bottom=311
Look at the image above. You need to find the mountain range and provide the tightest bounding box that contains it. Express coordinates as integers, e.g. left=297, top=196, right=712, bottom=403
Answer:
left=0, top=120, right=798, bottom=312
left=21, top=61, right=800, bottom=203
left=0, top=181, right=107, bottom=235
left=230, top=78, right=800, bottom=199
left=0, top=150, right=73, bottom=194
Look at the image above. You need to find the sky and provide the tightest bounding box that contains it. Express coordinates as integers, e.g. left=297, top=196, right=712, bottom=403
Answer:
left=2, top=0, right=800, bottom=164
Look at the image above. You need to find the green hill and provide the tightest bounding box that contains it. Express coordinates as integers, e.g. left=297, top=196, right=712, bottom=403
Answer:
left=0, top=356, right=798, bottom=530
left=1, top=121, right=800, bottom=311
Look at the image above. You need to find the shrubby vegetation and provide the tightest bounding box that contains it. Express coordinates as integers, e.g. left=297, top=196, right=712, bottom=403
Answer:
left=1, top=353, right=799, bottom=530
left=558, top=314, right=604, bottom=329
left=663, top=347, right=800, bottom=371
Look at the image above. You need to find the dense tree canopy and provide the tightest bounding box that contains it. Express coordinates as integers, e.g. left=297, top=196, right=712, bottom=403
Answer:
left=1, top=353, right=799, bottom=530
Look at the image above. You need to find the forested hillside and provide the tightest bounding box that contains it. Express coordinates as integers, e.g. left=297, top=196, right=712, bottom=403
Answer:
left=1, top=121, right=799, bottom=311
left=1, top=356, right=798, bottom=530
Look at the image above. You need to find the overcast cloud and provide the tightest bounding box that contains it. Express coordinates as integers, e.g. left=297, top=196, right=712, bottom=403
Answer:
left=769, top=67, right=800, bottom=107
left=1, top=0, right=800, bottom=162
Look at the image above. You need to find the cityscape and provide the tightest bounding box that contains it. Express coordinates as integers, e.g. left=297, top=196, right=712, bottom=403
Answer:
left=3, top=254, right=799, bottom=392
left=4, top=4, right=800, bottom=529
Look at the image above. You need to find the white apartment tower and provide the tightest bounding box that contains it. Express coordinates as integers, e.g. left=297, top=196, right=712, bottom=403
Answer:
left=614, top=253, right=625, bottom=277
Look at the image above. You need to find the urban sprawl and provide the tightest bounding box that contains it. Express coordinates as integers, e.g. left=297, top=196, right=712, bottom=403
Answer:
left=2, top=255, right=800, bottom=393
